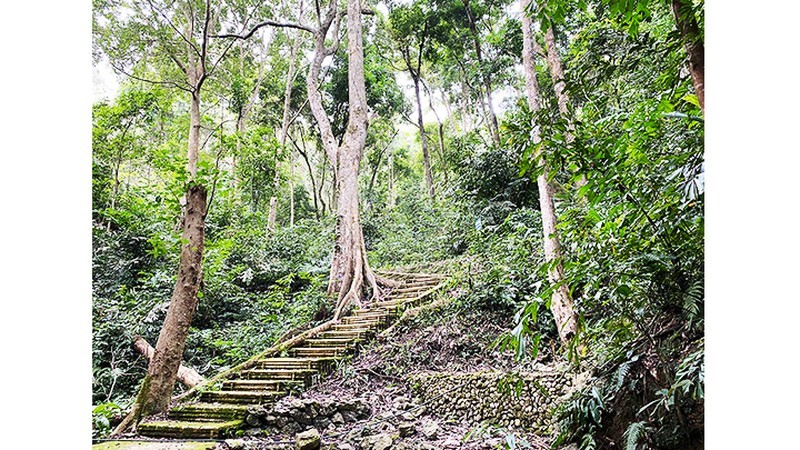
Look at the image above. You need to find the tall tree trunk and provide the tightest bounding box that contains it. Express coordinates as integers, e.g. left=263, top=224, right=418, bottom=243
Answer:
left=135, top=183, right=207, bottom=419
left=520, top=0, right=578, bottom=344
left=306, top=0, right=399, bottom=317
left=268, top=1, right=304, bottom=231
left=542, top=22, right=586, bottom=189
left=671, top=0, right=705, bottom=115
left=413, top=77, right=435, bottom=199
left=462, top=0, right=500, bottom=147
left=126, top=4, right=214, bottom=422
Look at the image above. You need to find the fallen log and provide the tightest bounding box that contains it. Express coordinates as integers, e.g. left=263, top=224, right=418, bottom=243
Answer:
left=133, top=336, right=204, bottom=388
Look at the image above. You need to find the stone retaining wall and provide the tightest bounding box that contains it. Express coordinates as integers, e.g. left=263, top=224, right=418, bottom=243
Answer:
left=408, top=370, right=575, bottom=433
left=244, top=397, right=372, bottom=436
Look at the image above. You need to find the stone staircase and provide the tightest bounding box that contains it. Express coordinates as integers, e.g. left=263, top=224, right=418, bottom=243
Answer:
left=137, top=271, right=447, bottom=439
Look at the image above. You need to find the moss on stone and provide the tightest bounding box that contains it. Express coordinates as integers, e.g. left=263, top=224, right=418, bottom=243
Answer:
left=93, top=441, right=217, bottom=450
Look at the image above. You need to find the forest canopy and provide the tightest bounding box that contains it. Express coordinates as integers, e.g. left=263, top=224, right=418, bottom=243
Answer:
left=86, top=0, right=707, bottom=446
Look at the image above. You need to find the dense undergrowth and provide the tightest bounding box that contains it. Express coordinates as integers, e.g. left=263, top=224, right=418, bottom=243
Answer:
left=92, top=0, right=703, bottom=446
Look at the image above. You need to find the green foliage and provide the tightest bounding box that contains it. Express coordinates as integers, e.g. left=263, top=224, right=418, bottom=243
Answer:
left=92, top=402, right=124, bottom=438
left=91, top=0, right=704, bottom=446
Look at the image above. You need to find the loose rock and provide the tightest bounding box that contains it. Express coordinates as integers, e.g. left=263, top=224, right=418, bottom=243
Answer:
left=296, top=427, right=321, bottom=450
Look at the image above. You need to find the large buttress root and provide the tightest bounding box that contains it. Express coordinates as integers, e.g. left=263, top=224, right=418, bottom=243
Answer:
left=327, top=213, right=401, bottom=320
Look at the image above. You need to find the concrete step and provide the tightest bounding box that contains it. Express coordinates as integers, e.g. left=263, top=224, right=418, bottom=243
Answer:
left=390, top=285, right=438, bottom=296
left=304, top=338, right=361, bottom=347
left=291, top=346, right=349, bottom=358
left=341, top=316, right=384, bottom=325
left=332, top=322, right=377, bottom=331
left=168, top=403, right=248, bottom=422
left=222, top=379, right=303, bottom=392
left=317, top=330, right=370, bottom=340
left=352, top=309, right=392, bottom=318
left=200, top=390, right=284, bottom=404
left=138, top=419, right=244, bottom=439
left=238, top=368, right=317, bottom=382
left=254, top=357, right=334, bottom=370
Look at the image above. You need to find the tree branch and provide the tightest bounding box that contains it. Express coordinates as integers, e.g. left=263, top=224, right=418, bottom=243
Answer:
left=145, top=0, right=201, bottom=58
left=108, top=60, right=193, bottom=93
left=214, top=19, right=315, bottom=40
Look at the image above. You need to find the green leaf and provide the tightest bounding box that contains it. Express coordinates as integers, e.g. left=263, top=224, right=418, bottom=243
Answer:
left=682, top=93, right=700, bottom=108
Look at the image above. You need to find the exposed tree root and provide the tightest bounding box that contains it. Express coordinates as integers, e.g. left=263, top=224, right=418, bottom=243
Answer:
left=328, top=216, right=402, bottom=319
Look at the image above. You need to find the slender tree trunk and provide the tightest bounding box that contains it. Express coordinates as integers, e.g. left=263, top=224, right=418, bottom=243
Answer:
left=268, top=1, right=304, bottom=231
left=135, top=183, right=207, bottom=419
left=387, top=147, right=395, bottom=209
left=425, top=83, right=448, bottom=186
left=413, top=77, right=435, bottom=199
left=187, top=92, right=201, bottom=178
left=521, top=0, right=578, bottom=344
left=318, top=155, right=327, bottom=215
left=671, top=0, right=705, bottom=115
left=128, top=5, right=212, bottom=421
left=291, top=132, right=320, bottom=218
left=459, top=81, right=470, bottom=132
left=542, top=22, right=587, bottom=189
left=289, top=148, right=295, bottom=226
left=462, top=0, right=500, bottom=147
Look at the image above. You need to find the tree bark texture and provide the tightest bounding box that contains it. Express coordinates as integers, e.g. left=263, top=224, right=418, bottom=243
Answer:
left=187, top=93, right=201, bottom=179
left=133, top=336, right=205, bottom=388
left=413, top=77, right=435, bottom=199
left=305, top=0, right=400, bottom=317
left=521, top=0, right=578, bottom=344
left=671, top=0, right=705, bottom=115
left=542, top=22, right=586, bottom=188
left=137, top=183, right=207, bottom=417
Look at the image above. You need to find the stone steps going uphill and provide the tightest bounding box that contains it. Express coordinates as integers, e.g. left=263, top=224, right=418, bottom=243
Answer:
left=136, top=271, right=447, bottom=439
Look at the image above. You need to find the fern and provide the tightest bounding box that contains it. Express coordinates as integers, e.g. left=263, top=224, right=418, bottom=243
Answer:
left=683, top=280, right=704, bottom=326
left=623, top=421, right=649, bottom=450
left=580, top=433, right=597, bottom=450
left=614, top=359, right=631, bottom=393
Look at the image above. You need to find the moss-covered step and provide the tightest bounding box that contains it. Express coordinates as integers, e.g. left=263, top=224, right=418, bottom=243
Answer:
left=237, top=368, right=317, bottom=382
left=290, top=346, right=350, bottom=358
left=351, top=309, right=392, bottom=318
left=317, top=330, right=370, bottom=340
left=137, top=419, right=244, bottom=439
left=168, top=402, right=248, bottom=421
left=371, top=299, right=408, bottom=309
left=94, top=441, right=218, bottom=450
left=375, top=270, right=445, bottom=280
left=331, top=323, right=375, bottom=332
left=389, top=285, right=440, bottom=296
left=222, top=379, right=304, bottom=391
left=200, top=390, right=284, bottom=404
left=304, top=337, right=362, bottom=348
left=254, top=357, right=334, bottom=370
left=340, top=316, right=384, bottom=326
